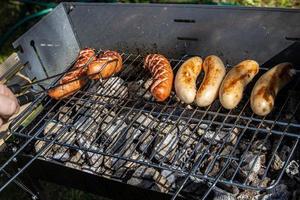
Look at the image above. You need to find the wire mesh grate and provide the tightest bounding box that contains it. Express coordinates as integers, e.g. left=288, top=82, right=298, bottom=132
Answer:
left=3, top=51, right=300, bottom=199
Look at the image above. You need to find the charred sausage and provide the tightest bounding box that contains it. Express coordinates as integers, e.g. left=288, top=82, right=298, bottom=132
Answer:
left=87, top=50, right=122, bottom=80
left=48, top=48, right=95, bottom=100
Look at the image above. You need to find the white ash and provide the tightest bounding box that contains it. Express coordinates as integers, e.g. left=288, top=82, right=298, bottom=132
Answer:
left=271, top=153, right=285, bottom=171
left=286, top=160, right=299, bottom=177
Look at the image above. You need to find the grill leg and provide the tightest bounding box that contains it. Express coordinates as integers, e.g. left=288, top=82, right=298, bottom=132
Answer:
left=19, top=172, right=49, bottom=200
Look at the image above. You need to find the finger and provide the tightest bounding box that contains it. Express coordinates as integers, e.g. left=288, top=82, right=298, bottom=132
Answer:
left=0, top=84, right=20, bottom=112
left=0, top=94, right=19, bottom=118
left=0, top=117, right=3, bottom=127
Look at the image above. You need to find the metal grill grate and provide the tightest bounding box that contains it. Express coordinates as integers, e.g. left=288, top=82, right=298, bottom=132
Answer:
left=5, top=51, right=300, bottom=199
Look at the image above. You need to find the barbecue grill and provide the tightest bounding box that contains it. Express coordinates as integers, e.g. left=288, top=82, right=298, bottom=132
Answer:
left=1, top=2, right=300, bottom=200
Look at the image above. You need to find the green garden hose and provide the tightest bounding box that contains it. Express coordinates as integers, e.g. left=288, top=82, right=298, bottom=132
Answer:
left=0, top=8, right=53, bottom=49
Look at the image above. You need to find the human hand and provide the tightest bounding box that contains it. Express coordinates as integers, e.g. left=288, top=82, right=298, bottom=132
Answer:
left=0, top=84, right=19, bottom=127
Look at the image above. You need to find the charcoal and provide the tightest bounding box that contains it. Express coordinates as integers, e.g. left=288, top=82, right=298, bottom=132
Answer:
left=100, top=117, right=127, bottom=151
left=65, top=161, right=81, bottom=170
left=70, top=150, right=85, bottom=165
left=241, top=153, right=262, bottom=174
left=111, top=145, right=141, bottom=170
left=93, top=77, right=128, bottom=103
left=139, top=130, right=155, bottom=154
left=237, top=190, right=258, bottom=200
left=128, top=79, right=152, bottom=100
left=176, top=177, right=211, bottom=198
left=271, top=153, right=285, bottom=171
left=82, top=164, right=100, bottom=174
left=260, top=184, right=290, bottom=200
left=213, top=188, right=236, bottom=200
left=199, top=127, right=239, bottom=145
left=161, top=170, right=176, bottom=187
left=154, top=126, right=178, bottom=162
left=44, top=121, right=63, bottom=136
left=132, top=112, right=158, bottom=131
left=127, top=166, right=170, bottom=193
left=251, top=140, right=271, bottom=153
left=58, top=106, right=73, bottom=123
left=286, top=160, right=299, bottom=177
left=87, top=146, right=104, bottom=168
left=52, top=149, right=70, bottom=162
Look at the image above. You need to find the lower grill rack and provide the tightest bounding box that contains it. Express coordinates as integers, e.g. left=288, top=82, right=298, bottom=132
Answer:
left=8, top=51, right=300, bottom=199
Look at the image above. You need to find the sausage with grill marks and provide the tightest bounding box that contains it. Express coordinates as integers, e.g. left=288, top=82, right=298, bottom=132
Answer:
left=48, top=48, right=95, bottom=100
left=144, top=54, right=174, bottom=102
left=250, top=63, right=295, bottom=116
left=195, top=55, right=226, bottom=107
left=175, top=56, right=202, bottom=104
left=219, top=60, right=259, bottom=109
left=87, top=50, right=123, bottom=80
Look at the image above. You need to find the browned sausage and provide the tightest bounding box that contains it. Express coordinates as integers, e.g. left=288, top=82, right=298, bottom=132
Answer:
left=48, top=48, right=95, bottom=100
left=250, top=63, right=295, bottom=116
left=144, top=54, right=174, bottom=102
left=219, top=60, right=259, bottom=109
left=195, top=55, right=226, bottom=107
left=87, top=50, right=123, bottom=80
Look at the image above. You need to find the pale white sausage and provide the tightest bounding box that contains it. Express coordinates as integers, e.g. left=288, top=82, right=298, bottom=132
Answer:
left=175, top=57, right=202, bottom=104
left=195, top=55, right=226, bottom=107
left=219, top=60, right=259, bottom=109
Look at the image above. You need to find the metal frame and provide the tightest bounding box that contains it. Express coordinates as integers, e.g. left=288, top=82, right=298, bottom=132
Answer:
left=3, top=50, right=299, bottom=199
left=1, top=2, right=300, bottom=199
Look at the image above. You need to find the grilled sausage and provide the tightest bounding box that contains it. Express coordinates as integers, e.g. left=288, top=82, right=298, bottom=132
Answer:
left=195, top=55, right=226, bottom=107
left=219, top=60, right=259, bottom=109
left=250, top=63, right=295, bottom=116
left=48, top=79, right=87, bottom=100
left=144, top=54, right=174, bottom=102
left=87, top=50, right=123, bottom=80
left=48, top=48, right=95, bottom=100
left=175, top=57, right=202, bottom=104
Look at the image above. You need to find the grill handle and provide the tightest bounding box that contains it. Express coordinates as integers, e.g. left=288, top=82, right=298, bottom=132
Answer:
left=16, top=93, right=35, bottom=106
